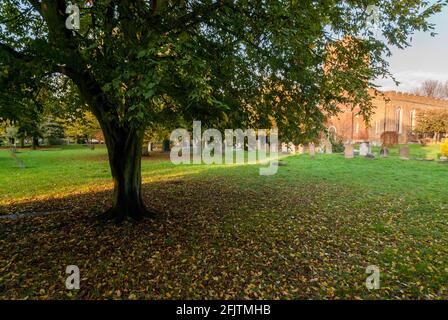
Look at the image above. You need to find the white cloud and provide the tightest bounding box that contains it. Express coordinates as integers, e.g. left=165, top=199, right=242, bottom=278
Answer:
left=375, top=71, right=448, bottom=93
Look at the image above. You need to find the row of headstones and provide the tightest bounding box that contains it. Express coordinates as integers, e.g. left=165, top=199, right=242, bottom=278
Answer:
left=345, top=143, right=410, bottom=159
left=281, top=142, right=332, bottom=155
left=282, top=142, right=411, bottom=160
left=344, top=142, right=376, bottom=159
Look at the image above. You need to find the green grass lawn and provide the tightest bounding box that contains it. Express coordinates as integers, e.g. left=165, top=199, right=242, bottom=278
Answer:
left=0, top=144, right=447, bottom=299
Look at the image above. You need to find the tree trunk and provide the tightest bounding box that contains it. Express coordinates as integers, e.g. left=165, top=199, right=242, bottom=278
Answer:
left=101, top=125, right=153, bottom=221
left=61, top=69, right=156, bottom=221
left=31, top=136, right=39, bottom=150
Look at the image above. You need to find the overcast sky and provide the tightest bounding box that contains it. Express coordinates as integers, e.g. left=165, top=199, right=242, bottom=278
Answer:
left=375, top=2, right=448, bottom=93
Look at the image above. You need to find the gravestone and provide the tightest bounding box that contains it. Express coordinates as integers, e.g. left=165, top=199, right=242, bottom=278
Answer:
left=359, top=142, right=369, bottom=157
left=298, top=144, right=305, bottom=154
left=380, top=146, right=389, bottom=158
left=344, top=144, right=354, bottom=159
left=325, top=141, right=333, bottom=154
left=309, top=143, right=315, bottom=158
left=399, top=146, right=410, bottom=160
left=288, top=143, right=296, bottom=154
left=281, top=143, right=288, bottom=153
left=235, top=142, right=243, bottom=150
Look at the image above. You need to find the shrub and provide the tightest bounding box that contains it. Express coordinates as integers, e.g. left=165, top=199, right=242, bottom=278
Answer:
left=330, top=135, right=345, bottom=153
left=381, top=131, right=399, bottom=147
left=441, top=140, right=448, bottom=157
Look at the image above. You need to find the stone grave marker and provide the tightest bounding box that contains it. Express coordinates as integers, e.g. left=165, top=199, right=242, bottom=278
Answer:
left=359, top=142, right=369, bottom=157
left=288, top=143, right=296, bottom=154
left=309, top=143, right=315, bottom=158
left=325, top=141, right=333, bottom=154
left=380, top=146, right=389, bottom=158
left=344, top=144, right=354, bottom=158
left=399, top=145, right=410, bottom=160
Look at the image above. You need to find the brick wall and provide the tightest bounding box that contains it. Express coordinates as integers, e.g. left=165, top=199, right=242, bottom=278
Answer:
left=328, top=91, right=448, bottom=144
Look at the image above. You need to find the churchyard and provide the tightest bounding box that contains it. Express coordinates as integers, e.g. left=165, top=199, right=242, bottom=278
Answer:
left=1, top=143, right=447, bottom=299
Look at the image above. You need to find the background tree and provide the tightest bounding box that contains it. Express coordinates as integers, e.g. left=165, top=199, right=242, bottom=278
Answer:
left=40, top=115, right=65, bottom=145
left=64, top=110, right=102, bottom=144
left=415, top=109, right=448, bottom=142
left=0, top=0, right=445, bottom=221
left=413, top=80, right=448, bottom=99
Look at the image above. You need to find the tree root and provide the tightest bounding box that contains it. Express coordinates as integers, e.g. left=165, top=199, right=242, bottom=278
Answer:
left=98, top=206, right=160, bottom=224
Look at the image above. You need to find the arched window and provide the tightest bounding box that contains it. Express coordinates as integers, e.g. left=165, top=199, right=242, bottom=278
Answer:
left=410, top=110, right=416, bottom=131
left=375, top=120, right=380, bottom=134
left=395, top=107, right=402, bottom=133
left=328, top=126, right=337, bottom=139
left=353, top=115, right=360, bottom=134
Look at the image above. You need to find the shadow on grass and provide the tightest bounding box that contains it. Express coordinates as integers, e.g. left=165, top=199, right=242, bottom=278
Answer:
left=1, top=156, right=447, bottom=300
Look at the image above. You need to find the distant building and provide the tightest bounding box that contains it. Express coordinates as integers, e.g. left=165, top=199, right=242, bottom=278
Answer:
left=328, top=90, right=448, bottom=144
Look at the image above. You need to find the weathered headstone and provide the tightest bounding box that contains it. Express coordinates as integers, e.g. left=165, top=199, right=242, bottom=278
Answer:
left=380, top=146, right=389, bottom=158
left=288, top=143, right=296, bottom=154
left=325, top=141, right=333, bottom=154
left=309, top=143, right=315, bottom=158
left=359, top=142, right=369, bottom=157
left=281, top=143, right=288, bottom=153
left=298, top=144, right=305, bottom=154
left=344, top=144, right=354, bottom=159
left=399, top=146, right=410, bottom=160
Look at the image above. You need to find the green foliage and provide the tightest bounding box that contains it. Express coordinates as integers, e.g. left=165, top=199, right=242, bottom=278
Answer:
left=1, top=0, right=445, bottom=140
left=63, top=111, right=101, bottom=143
left=5, top=125, right=18, bottom=140
left=415, top=110, right=448, bottom=135
left=330, top=135, right=345, bottom=153
left=40, top=116, right=65, bottom=145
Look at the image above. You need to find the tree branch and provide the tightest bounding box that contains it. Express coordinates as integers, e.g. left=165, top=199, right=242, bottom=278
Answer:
left=0, top=42, right=36, bottom=62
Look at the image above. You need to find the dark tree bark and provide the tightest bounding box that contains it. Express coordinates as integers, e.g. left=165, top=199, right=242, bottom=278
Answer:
left=31, top=136, right=39, bottom=150
left=100, top=122, right=154, bottom=222
left=59, top=68, right=156, bottom=222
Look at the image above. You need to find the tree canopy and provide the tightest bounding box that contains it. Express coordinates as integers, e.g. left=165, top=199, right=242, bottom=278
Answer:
left=1, top=0, right=445, bottom=220
left=415, top=109, right=448, bottom=138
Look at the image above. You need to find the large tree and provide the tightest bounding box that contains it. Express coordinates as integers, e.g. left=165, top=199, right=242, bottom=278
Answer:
left=414, top=79, right=448, bottom=99
left=0, top=0, right=444, bottom=220
left=415, top=109, right=448, bottom=142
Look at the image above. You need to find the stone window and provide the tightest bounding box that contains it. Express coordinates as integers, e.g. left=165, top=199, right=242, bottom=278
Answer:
left=375, top=120, right=380, bottom=134
left=410, top=109, right=416, bottom=131
left=395, top=107, right=402, bottom=134
left=354, top=115, right=360, bottom=134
